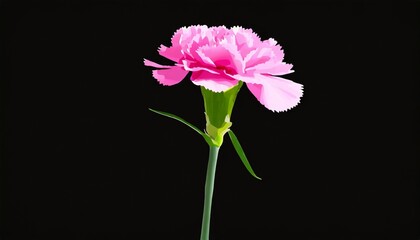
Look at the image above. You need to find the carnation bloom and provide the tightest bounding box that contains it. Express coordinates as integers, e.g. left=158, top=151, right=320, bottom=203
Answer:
left=144, top=25, right=303, bottom=112
left=144, top=25, right=303, bottom=240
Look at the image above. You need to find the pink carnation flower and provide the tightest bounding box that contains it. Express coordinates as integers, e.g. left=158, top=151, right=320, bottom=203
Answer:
left=144, top=25, right=303, bottom=112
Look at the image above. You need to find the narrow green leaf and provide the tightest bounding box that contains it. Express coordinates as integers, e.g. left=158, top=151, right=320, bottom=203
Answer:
left=228, top=130, right=262, bottom=180
left=149, top=108, right=213, bottom=145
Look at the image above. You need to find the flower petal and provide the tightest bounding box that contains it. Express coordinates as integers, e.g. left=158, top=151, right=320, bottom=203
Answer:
left=152, top=66, right=189, bottom=86
left=231, top=26, right=261, bottom=58
left=244, top=39, right=285, bottom=70
left=144, top=59, right=172, bottom=69
left=197, top=44, right=243, bottom=75
left=246, top=74, right=303, bottom=112
left=182, top=59, right=219, bottom=74
left=228, top=71, right=260, bottom=84
left=191, top=70, right=238, bottom=92
left=158, top=44, right=183, bottom=62
left=247, top=62, right=294, bottom=75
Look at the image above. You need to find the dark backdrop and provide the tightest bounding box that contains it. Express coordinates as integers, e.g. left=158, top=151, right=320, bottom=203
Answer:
left=1, top=1, right=419, bottom=239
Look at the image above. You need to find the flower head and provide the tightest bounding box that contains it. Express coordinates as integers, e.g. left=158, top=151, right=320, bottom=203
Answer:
left=144, top=25, right=303, bottom=112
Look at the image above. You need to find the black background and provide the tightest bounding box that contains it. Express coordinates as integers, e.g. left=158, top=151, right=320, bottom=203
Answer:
left=1, top=0, right=419, bottom=239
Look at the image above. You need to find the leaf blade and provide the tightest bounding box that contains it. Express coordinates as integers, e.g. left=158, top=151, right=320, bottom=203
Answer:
left=228, top=130, right=262, bottom=180
left=149, top=108, right=212, bottom=145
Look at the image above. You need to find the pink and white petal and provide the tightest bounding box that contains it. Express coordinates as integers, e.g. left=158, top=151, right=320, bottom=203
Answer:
left=196, top=49, right=216, bottom=67
left=198, top=45, right=242, bottom=74
left=244, top=48, right=272, bottom=68
left=182, top=59, right=219, bottom=74
left=220, top=37, right=245, bottom=74
left=144, top=59, right=173, bottom=69
left=231, top=27, right=259, bottom=58
left=185, top=40, right=207, bottom=62
left=247, top=62, right=294, bottom=75
left=171, top=27, right=186, bottom=46
left=191, top=71, right=238, bottom=92
left=152, top=66, right=189, bottom=86
left=246, top=74, right=303, bottom=112
left=158, top=44, right=184, bottom=62
left=260, top=38, right=285, bottom=61
left=244, top=41, right=285, bottom=69
left=228, top=71, right=261, bottom=84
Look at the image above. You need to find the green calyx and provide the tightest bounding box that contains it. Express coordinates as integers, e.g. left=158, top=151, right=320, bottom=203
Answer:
left=149, top=80, right=261, bottom=180
left=201, top=81, right=243, bottom=146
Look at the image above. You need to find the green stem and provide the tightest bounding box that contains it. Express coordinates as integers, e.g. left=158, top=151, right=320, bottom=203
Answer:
left=200, top=145, right=220, bottom=240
